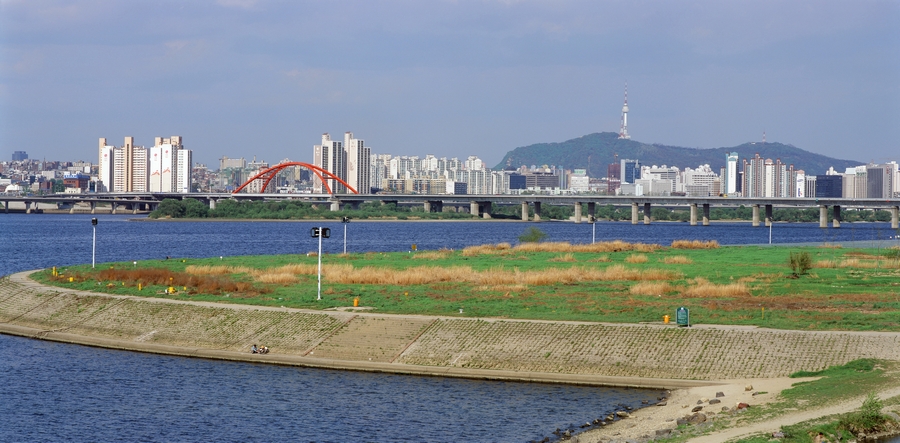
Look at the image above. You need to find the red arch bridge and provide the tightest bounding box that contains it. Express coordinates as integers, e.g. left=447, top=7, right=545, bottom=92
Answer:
left=232, top=162, right=358, bottom=195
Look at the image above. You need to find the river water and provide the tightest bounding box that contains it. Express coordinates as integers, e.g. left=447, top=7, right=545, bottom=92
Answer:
left=2, top=214, right=898, bottom=442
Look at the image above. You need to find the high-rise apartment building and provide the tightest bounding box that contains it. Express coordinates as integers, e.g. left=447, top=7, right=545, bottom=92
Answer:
left=724, top=152, right=739, bottom=194
left=312, top=133, right=346, bottom=194
left=344, top=132, right=371, bottom=194
left=98, top=138, right=115, bottom=192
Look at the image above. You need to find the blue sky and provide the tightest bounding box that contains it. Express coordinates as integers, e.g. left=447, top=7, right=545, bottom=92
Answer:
left=1, top=0, right=897, bottom=171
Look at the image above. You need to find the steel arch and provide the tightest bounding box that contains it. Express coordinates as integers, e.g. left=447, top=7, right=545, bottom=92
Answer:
left=231, top=162, right=359, bottom=195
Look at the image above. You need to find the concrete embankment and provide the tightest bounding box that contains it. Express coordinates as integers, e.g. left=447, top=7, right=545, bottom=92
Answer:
left=3, top=271, right=900, bottom=388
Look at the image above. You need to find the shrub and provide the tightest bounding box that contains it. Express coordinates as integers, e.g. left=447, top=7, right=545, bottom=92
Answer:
left=518, top=226, right=548, bottom=243
left=663, top=256, right=693, bottom=264
left=839, top=393, right=887, bottom=434
left=789, top=251, right=812, bottom=276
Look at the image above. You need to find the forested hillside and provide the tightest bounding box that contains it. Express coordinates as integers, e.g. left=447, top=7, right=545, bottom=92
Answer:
left=494, top=132, right=860, bottom=176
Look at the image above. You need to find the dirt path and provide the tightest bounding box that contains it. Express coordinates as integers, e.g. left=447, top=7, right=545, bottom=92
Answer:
left=687, top=386, right=900, bottom=443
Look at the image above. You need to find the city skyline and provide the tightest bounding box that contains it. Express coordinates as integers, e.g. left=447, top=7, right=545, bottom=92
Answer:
left=1, top=1, right=898, bottom=167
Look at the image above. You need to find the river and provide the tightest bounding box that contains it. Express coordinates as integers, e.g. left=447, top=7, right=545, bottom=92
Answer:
left=2, top=214, right=898, bottom=442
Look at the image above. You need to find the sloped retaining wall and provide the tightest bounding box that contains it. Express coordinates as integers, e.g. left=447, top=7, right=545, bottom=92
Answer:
left=3, top=272, right=900, bottom=387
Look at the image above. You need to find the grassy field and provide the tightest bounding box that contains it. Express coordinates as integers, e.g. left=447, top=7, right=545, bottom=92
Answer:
left=33, top=241, right=900, bottom=331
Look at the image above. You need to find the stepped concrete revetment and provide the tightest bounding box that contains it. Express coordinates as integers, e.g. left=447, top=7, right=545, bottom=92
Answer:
left=3, top=271, right=900, bottom=388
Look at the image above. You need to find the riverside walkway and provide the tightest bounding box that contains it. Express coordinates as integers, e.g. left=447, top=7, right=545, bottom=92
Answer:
left=3, top=271, right=900, bottom=388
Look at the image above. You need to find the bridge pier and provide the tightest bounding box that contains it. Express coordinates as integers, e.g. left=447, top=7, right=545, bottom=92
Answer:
left=90, top=201, right=96, bottom=214
left=892, top=206, right=899, bottom=229
left=521, top=202, right=529, bottom=221
left=533, top=202, right=542, bottom=221
left=330, top=200, right=341, bottom=211
left=111, top=203, right=118, bottom=215
left=209, top=199, right=217, bottom=210
left=752, top=205, right=760, bottom=227
left=587, top=202, right=596, bottom=221
left=574, top=203, right=582, bottom=223
left=481, top=202, right=492, bottom=219
left=24, top=201, right=32, bottom=214
left=833, top=205, right=841, bottom=229
left=69, top=206, right=75, bottom=214
left=643, top=203, right=651, bottom=225
left=690, top=203, right=697, bottom=226
left=470, top=201, right=479, bottom=217
left=3, top=201, right=7, bottom=213
left=764, top=204, right=773, bottom=227
left=132, top=204, right=138, bottom=215
left=819, top=205, right=828, bottom=228
left=424, top=201, right=431, bottom=212
left=702, top=203, right=710, bottom=226
left=631, top=203, right=639, bottom=225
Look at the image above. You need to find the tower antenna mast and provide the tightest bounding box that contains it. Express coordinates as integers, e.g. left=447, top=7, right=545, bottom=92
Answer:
left=618, top=82, right=630, bottom=140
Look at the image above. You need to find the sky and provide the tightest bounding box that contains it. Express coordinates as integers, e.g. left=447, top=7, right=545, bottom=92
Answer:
left=1, top=0, right=898, bottom=170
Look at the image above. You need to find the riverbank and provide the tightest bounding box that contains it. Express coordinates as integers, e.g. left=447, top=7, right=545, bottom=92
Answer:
left=6, top=270, right=900, bottom=382
left=5, top=270, right=900, bottom=441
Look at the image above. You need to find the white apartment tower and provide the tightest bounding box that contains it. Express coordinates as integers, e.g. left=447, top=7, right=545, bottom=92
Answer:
left=149, top=136, right=186, bottom=193
left=97, top=138, right=115, bottom=192
left=344, top=132, right=371, bottom=194
left=313, top=133, right=346, bottom=194
left=724, top=152, right=739, bottom=195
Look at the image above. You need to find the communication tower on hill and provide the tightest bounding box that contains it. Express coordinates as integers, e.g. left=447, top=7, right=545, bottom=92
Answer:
left=618, top=83, right=630, bottom=140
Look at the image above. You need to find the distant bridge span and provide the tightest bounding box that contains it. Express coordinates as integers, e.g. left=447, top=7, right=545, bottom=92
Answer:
left=232, top=162, right=358, bottom=195
left=0, top=192, right=897, bottom=229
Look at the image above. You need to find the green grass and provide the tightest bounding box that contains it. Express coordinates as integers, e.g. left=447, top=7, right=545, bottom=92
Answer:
left=33, top=244, right=900, bottom=331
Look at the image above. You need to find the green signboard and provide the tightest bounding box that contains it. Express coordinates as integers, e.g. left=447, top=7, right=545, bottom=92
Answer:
left=676, top=307, right=690, bottom=327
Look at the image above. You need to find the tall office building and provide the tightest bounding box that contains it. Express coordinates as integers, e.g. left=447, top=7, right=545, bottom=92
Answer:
left=344, top=132, right=371, bottom=194
left=620, top=159, right=641, bottom=184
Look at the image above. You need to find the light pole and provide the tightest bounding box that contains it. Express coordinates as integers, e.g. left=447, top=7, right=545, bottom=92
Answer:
left=341, top=216, right=351, bottom=254
left=91, top=218, right=98, bottom=268
left=310, top=227, right=331, bottom=301
left=589, top=215, right=596, bottom=244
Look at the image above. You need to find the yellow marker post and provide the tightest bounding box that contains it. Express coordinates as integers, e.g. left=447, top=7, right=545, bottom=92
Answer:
left=663, top=315, right=670, bottom=324
left=353, top=297, right=359, bottom=307
left=138, top=283, right=142, bottom=291
left=762, top=307, right=765, bottom=320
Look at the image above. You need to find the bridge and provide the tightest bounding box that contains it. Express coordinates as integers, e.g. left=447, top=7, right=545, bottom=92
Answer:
left=1, top=193, right=898, bottom=229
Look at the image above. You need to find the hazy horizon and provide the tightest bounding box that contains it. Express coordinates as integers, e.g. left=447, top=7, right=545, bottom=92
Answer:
left=1, top=1, right=897, bottom=169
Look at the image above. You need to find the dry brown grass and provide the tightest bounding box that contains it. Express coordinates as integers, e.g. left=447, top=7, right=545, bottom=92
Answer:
left=625, top=254, right=649, bottom=264
left=186, top=265, right=253, bottom=275
left=461, top=243, right=512, bottom=256
left=588, top=255, right=611, bottom=262
left=814, top=259, right=899, bottom=269
left=818, top=243, right=843, bottom=249
left=254, top=273, right=299, bottom=284
left=414, top=249, right=454, bottom=260
left=549, top=253, right=576, bottom=262
left=680, top=277, right=750, bottom=297
left=671, top=239, right=720, bottom=249
left=87, top=268, right=261, bottom=295
left=324, top=263, right=676, bottom=286
left=629, top=281, right=674, bottom=295
left=663, top=255, right=693, bottom=264
left=511, top=240, right=661, bottom=253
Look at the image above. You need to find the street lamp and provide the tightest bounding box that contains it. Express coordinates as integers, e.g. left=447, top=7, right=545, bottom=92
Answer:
left=589, top=215, right=596, bottom=244
left=341, top=216, right=351, bottom=254
left=91, top=218, right=98, bottom=268
left=310, top=227, right=331, bottom=301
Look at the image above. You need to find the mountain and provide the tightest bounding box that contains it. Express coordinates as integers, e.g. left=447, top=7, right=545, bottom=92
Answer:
left=493, top=132, right=861, bottom=176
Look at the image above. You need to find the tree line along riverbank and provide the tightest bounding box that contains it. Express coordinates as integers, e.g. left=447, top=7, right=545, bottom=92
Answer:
left=149, top=198, right=900, bottom=222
